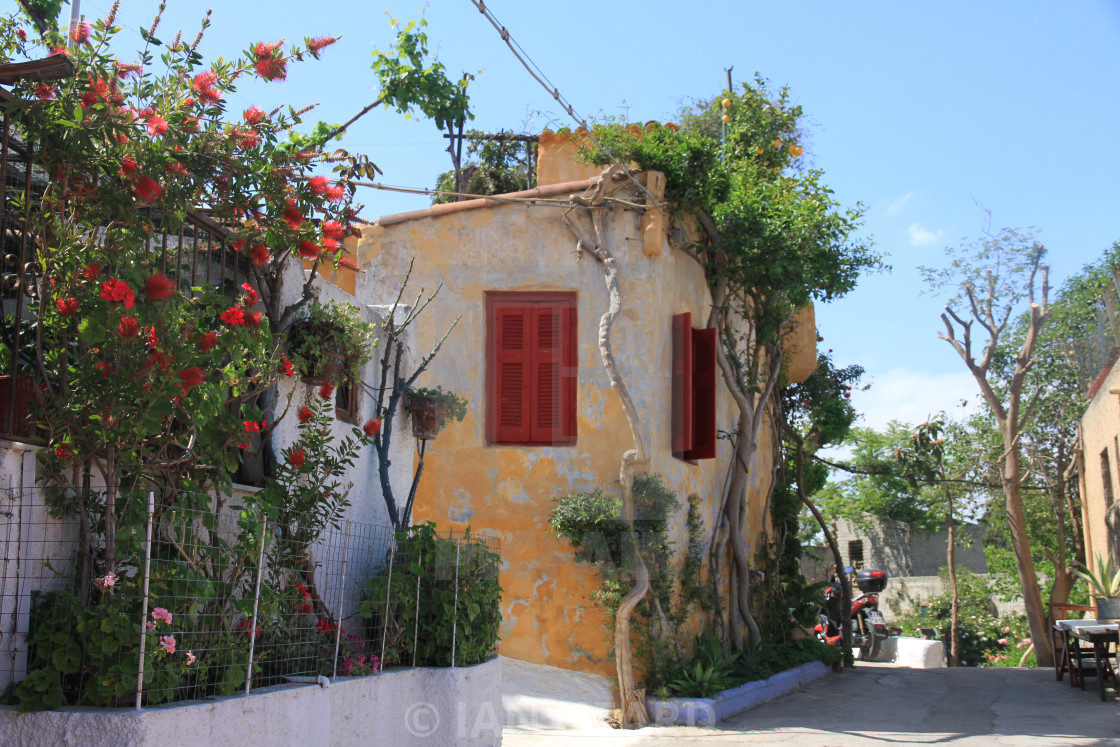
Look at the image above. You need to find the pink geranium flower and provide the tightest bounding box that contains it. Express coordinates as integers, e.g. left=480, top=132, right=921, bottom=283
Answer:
left=152, top=607, right=173, bottom=625
left=159, top=635, right=176, bottom=654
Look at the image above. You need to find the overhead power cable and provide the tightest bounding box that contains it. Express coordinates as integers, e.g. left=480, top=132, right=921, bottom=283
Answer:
left=467, top=0, right=667, bottom=213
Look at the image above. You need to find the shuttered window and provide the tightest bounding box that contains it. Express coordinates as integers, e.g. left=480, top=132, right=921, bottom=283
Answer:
left=672, top=312, right=717, bottom=461
left=487, top=292, right=577, bottom=445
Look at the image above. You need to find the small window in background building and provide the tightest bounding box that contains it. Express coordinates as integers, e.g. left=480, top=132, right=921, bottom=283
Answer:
left=848, top=539, right=864, bottom=568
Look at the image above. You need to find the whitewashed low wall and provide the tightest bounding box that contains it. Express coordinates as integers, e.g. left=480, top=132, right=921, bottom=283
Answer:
left=0, top=658, right=502, bottom=746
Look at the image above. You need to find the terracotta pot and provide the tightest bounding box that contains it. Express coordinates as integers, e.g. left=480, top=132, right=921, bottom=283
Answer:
left=408, top=396, right=451, bottom=440
left=0, top=374, right=36, bottom=440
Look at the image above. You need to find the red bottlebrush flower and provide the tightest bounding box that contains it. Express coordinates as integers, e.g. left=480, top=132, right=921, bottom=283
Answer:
left=34, top=82, right=55, bottom=101
left=322, top=220, right=345, bottom=240
left=288, top=449, right=305, bottom=468
left=146, top=349, right=171, bottom=371
left=240, top=282, right=259, bottom=306
left=54, top=443, right=70, bottom=460
left=118, top=315, right=141, bottom=339
left=118, top=158, right=138, bottom=177
left=320, top=237, right=339, bottom=253
left=178, top=366, right=204, bottom=390
left=250, top=244, right=270, bottom=266
left=138, top=106, right=155, bottom=120
left=253, top=41, right=281, bottom=59
left=283, top=201, right=303, bottom=230
left=254, top=56, right=287, bottom=81
left=54, top=297, right=80, bottom=316
left=147, top=325, right=158, bottom=347
left=192, top=70, right=217, bottom=91
left=180, top=96, right=195, bottom=109
left=244, top=420, right=261, bottom=434
left=231, top=239, right=247, bottom=254
left=116, top=61, right=142, bottom=80
left=80, top=263, right=101, bottom=280
left=297, top=240, right=321, bottom=259
left=325, top=185, right=346, bottom=202
left=109, top=131, right=129, bottom=146
left=220, top=307, right=246, bottom=326
left=337, top=257, right=360, bottom=272
left=307, top=176, right=330, bottom=195
left=246, top=311, right=263, bottom=327
left=96, top=361, right=112, bottom=378
left=166, top=161, right=189, bottom=177
left=49, top=46, right=72, bottom=58
left=244, top=106, right=266, bottom=125
left=318, top=381, right=334, bottom=401
left=308, top=36, right=338, bottom=53
left=197, top=87, right=222, bottom=105
left=133, top=176, right=162, bottom=202
left=70, top=21, right=92, bottom=44
left=363, top=418, right=382, bottom=437
left=146, top=115, right=168, bottom=137
left=80, top=91, right=99, bottom=109
left=297, top=405, right=313, bottom=423
left=100, top=279, right=136, bottom=309
left=280, top=356, right=295, bottom=377
left=197, top=331, right=218, bottom=351
left=145, top=273, right=176, bottom=301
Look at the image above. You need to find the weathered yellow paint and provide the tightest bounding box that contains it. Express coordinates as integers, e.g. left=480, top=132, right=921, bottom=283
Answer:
left=536, top=130, right=603, bottom=186
left=1079, top=363, right=1120, bottom=567
left=783, top=303, right=818, bottom=385
left=353, top=135, right=803, bottom=677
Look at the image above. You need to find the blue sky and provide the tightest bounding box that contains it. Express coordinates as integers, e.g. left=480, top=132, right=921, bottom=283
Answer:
left=32, top=0, right=1120, bottom=431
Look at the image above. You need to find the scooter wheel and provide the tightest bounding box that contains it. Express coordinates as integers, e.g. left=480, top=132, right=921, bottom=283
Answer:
left=857, top=610, right=882, bottom=661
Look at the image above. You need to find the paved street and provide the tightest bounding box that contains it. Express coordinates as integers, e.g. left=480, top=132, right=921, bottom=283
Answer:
left=503, top=663, right=1120, bottom=746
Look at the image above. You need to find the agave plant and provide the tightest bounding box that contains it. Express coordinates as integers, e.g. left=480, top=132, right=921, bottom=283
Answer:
left=1075, top=554, right=1120, bottom=598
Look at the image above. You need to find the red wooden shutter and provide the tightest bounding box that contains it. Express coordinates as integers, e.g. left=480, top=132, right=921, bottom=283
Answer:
left=531, top=305, right=561, bottom=443
left=685, top=326, right=717, bottom=460
left=672, top=312, right=693, bottom=456
left=493, top=305, right=531, bottom=443
left=560, top=304, right=578, bottom=441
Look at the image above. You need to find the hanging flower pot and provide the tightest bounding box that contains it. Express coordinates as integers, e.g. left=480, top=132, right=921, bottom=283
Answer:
left=285, top=300, right=376, bottom=385
left=405, top=386, right=468, bottom=441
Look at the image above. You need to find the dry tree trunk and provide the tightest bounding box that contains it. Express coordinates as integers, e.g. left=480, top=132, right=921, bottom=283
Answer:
left=563, top=166, right=650, bottom=726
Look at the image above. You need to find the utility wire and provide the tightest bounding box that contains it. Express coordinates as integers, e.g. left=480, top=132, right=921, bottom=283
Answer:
left=468, top=0, right=667, bottom=214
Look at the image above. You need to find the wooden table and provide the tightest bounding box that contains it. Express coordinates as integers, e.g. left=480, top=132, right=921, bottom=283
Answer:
left=1056, top=619, right=1119, bottom=701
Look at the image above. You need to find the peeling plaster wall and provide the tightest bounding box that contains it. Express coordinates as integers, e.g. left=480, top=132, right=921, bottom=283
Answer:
left=355, top=182, right=784, bottom=676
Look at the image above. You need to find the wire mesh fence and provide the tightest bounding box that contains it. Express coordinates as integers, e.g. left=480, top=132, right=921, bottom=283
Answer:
left=0, top=485, right=500, bottom=710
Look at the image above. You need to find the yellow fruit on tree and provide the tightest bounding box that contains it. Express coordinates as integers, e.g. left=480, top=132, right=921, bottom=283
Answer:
left=721, top=114, right=730, bottom=123
left=789, top=144, right=804, bottom=156
left=756, top=147, right=765, bottom=155
left=772, top=139, right=782, bottom=149
left=721, top=98, right=731, bottom=108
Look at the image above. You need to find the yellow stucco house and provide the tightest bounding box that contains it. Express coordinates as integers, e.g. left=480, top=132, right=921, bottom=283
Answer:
left=347, top=131, right=817, bottom=676
left=1078, top=359, right=1120, bottom=567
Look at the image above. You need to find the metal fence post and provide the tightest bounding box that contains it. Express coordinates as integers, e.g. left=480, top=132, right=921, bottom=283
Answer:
left=380, top=541, right=395, bottom=670
left=135, top=490, right=155, bottom=710
left=332, top=520, right=352, bottom=678
left=451, top=534, right=462, bottom=668
left=244, top=516, right=268, bottom=694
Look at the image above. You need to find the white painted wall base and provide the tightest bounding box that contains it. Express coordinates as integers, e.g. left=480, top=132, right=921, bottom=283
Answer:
left=0, top=658, right=502, bottom=746
left=499, top=656, right=614, bottom=729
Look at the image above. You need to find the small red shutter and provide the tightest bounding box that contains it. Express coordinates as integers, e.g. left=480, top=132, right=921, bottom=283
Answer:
left=672, top=312, right=693, bottom=456
left=685, top=326, right=717, bottom=460
left=494, top=305, right=531, bottom=443
left=531, top=305, right=561, bottom=443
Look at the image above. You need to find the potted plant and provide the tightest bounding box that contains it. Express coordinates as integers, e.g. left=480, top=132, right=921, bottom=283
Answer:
left=286, top=300, right=377, bottom=385
left=1074, top=554, right=1120, bottom=622
left=405, top=385, right=468, bottom=440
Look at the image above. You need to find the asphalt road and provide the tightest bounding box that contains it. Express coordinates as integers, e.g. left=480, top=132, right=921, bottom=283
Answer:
left=503, top=663, right=1120, bottom=746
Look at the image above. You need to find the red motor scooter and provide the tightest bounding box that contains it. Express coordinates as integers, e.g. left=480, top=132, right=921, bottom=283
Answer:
left=814, top=568, right=890, bottom=660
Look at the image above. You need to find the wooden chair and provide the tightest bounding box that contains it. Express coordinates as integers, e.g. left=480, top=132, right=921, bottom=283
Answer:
left=1050, top=602, right=1096, bottom=687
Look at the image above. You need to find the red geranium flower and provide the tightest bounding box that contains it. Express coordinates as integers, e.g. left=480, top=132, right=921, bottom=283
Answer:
left=81, top=263, right=102, bottom=280
left=54, top=297, right=80, bottom=316
left=100, top=278, right=136, bottom=309
left=240, top=282, right=259, bottom=306
left=280, top=356, right=295, bottom=377
left=118, top=315, right=140, bottom=339
left=197, top=331, right=218, bottom=351
left=297, top=405, right=313, bottom=423
left=244, top=420, right=261, bottom=434
left=220, top=307, right=246, bottom=326
left=363, top=418, right=382, bottom=437
left=318, top=381, right=334, bottom=400
left=145, top=273, right=176, bottom=301
left=288, top=449, right=305, bottom=468
left=246, top=311, right=263, bottom=327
